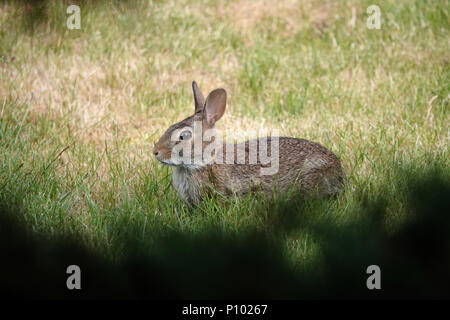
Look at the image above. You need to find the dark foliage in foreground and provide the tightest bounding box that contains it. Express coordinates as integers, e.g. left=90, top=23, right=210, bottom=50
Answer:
left=0, top=169, right=449, bottom=299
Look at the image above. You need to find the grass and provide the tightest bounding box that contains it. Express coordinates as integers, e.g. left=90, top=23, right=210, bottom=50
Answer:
left=0, top=0, right=449, bottom=284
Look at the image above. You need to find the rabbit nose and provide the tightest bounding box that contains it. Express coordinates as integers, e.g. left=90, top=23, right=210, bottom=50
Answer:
left=153, top=145, right=159, bottom=156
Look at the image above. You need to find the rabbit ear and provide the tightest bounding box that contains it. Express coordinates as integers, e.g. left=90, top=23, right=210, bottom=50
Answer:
left=192, top=81, right=205, bottom=113
left=204, top=88, right=227, bottom=126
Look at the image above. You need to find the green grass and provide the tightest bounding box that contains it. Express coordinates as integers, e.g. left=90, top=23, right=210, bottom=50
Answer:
left=0, top=0, right=449, bottom=267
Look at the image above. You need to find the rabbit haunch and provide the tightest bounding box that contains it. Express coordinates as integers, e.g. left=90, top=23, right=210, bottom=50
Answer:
left=153, top=81, right=344, bottom=204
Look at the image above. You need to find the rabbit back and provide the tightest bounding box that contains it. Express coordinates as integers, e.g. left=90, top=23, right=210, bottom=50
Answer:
left=183, top=137, right=344, bottom=202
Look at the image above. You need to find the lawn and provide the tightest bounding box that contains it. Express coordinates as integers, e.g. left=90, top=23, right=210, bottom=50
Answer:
left=0, top=0, right=449, bottom=297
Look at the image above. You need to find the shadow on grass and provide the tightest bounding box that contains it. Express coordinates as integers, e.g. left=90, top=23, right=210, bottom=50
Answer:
left=0, top=168, right=449, bottom=299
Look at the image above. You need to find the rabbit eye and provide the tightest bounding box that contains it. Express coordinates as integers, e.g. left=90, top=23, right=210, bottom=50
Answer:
left=179, top=130, right=192, bottom=140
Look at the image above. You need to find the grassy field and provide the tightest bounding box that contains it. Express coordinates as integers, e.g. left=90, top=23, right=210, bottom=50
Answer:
left=0, top=0, right=449, bottom=290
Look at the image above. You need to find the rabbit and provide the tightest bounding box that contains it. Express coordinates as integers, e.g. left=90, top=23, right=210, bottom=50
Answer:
left=153, top=81, right=344, bottom=204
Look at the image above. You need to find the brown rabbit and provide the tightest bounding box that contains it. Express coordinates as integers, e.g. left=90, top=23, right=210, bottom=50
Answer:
left=153, top=81, right=344, bottom=204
